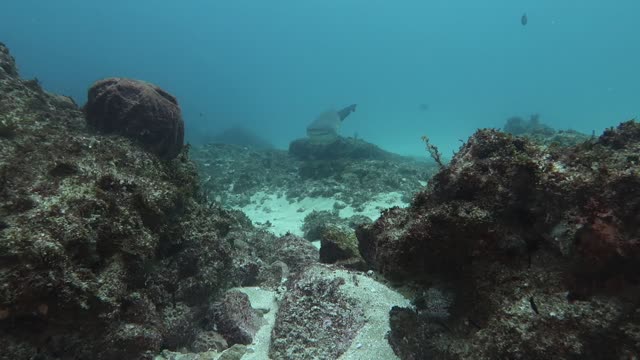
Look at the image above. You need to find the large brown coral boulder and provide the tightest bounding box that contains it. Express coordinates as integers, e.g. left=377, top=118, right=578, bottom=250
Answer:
left=84, top=78, right=185, bottom=159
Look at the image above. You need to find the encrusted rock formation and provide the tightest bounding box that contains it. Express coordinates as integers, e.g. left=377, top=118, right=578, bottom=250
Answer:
left=0, top=43, right=234, bottom=359
left=358, top=125, right=640, bottom=359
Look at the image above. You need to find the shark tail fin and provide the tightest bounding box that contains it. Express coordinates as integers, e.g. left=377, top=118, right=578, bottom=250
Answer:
left=338, top=104, right=357, bottom=121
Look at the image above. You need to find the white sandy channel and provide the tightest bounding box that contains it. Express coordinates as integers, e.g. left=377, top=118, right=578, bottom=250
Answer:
left=232, top=191, right=408, bottom=237
left=237, top=265, right=411, bottom=360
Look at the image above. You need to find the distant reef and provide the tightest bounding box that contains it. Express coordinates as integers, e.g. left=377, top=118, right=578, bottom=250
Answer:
left=289, top=136, right=401, bottom=161
left=192, top=136, right=436, bottom=210
left=503, top=113, right=592, bottom=146
left=202, top=125, right=274, bottom=150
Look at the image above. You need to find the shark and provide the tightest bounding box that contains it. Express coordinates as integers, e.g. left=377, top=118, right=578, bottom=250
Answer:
left=306, top=104, right=357, bottom=143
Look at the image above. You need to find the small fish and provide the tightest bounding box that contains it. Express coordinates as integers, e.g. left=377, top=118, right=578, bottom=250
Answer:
left=529, top=296, right=539, bottom=314
left=419, top=103, right=429, bottom=111
left=521, top=13, right=528, bottom=26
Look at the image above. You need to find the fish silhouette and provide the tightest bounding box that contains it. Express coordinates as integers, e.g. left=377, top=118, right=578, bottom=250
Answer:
left=521, top=13, right=528, bottom=26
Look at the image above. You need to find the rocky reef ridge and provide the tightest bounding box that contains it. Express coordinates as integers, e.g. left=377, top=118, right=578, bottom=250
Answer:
left=0, top=41, right=247, bottom=359
left=358, top=123, right=640, bottom=359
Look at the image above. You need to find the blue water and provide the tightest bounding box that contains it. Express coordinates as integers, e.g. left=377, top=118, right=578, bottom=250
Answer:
left=2, top=0, right=639, bottom=157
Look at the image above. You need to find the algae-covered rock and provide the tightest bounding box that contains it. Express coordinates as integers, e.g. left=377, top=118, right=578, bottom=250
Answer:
left=302, top=209, right=340, bottom=241
left=302, top=210, right=373, bottom=243
left=357, top=126, right=640, bottom=359
left=319, top=225, right=366, bottom=270
left=0, top=43, right=236, bottom=359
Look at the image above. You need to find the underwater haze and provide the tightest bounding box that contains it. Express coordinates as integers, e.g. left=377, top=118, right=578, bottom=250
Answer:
left=1, top=0, right=639, bottom=157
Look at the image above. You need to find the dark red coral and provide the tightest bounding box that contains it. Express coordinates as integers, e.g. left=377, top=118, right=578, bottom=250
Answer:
left=569, top=198, right=640, bottom=298
left=575, top=216, right=624, bottom=266
left=84, top=78, right=184, bottom=159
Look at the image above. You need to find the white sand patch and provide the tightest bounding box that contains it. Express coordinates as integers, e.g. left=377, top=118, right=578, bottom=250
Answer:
left=233, top=191, right=408, bottom=237
left=280, top=265, right=410, bottom=360
left=235, top=287, right=278, bottom=360
left=155, top=270, right=408, bottom=360
left=336, top=269, right=411, bottom=360
left=339, top=191, right=407, bottom=220
left=233, top=267, right=409, bottom=360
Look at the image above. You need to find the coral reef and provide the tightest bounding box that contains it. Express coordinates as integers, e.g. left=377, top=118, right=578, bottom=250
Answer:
left=0, top=43, right=242, bottom=359
left=357, top=125, right=640, bottom=358
left=504, top=113, right=553, bottom=136
left=84, top=77, right=185, bottom=159
left=190, top=144, right=296, bottom=207
left=191, top=140, right=436, bottom=210
left=6, top=39, right=639, bottom=360
left=504, top=113, right=591, bottom=147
